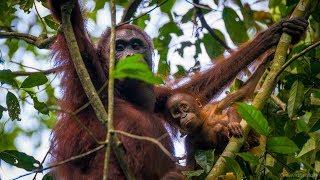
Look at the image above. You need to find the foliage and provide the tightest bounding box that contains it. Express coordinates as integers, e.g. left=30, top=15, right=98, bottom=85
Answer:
left=0, top=0, right=319, bottom=179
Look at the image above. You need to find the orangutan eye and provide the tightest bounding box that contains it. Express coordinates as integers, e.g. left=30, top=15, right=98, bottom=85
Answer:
left=180, top=103, right=189, bottom=111
left=116, top=41, right=126, bottom=51
left=130, top=39, right=144, bottom=50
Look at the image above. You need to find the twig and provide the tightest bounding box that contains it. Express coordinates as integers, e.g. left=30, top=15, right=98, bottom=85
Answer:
left=32, top=149, right=50, bottom=180
left=121, top=0, right=143, bottom=23
left=117, top=0, right=169, bottom=27
left=10, top=66, right=62, bottom=76
left=103, top=0, right=117, bottom=178
left=111, top=130, right=177, bottom=162
left=193, top=0, right=232, bottom=53
left=110, top=136, right=136, bottom=180
left=207, top=0, right=312, bottom=178
left=276, top=40, right=320, bottom=77
left=267, top=152, right=294, bottom=173
left=185, top=0, right=213, bottom=11
left=48, top=107, right=102, bottom=144
left=12, top=145, right=105, bottom=180
left=70, top=113, right=103, bottom=144
left=270, top=94, right=286, bottom=111
left=0, top=31, right=56, bottom=49
left=34, top=1, right=48, bottom=35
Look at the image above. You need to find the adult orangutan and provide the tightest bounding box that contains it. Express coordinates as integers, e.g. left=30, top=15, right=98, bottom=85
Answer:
left=49, top=0, right=308, bottom=179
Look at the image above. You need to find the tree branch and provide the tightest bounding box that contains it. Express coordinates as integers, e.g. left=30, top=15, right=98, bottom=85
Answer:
left=60, top=2, right=134, bottom=179
left=121, top=0, right=143, bottom=23
left=110, top=130, right=177, bottom=162
left=32, top=149, right=50, bottom=180
left=61, top=0, right=108, bottom=125
left=12, top=145, right=105, bottom=180
left=103, top=0, right=117, bottom=178
left=10, top=66, right=62, bottom=76
left=270, top=94, right=286, bottom=111
left=193, top=0, right=232, bottom=53
left=117, top=0, right=169, bottom=27
left=207, top=0, right=313, bottom=178
left=276, top=40, right=320, bottom=77
left=0, top=31, right=57, bottom=49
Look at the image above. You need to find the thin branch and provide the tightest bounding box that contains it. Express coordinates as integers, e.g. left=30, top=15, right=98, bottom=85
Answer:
left=48, top=107, right=102, bottom=144
left=12, top=145, right=105, bottom=180
left=267, top=152, right=294, bottom=173
left=271, top=94, right=286, bottom=111
left=103, top=0, right=117, bottom=178
left=110, top=136, right=136, bottom=180
left=111, top=130, right=177, bottom=162
left=193, top=0, right=232, bottom=53
left=117, top=0, right=169, bottom=27
left=0, top=31, right=57, bottom=49
left=185, top=0, right=213, bottom=11
left=10, top=66, right=62, bottom=76
left=70, top=113, right=103, bottom=144
left=276, top=40, right=320, bottom=77
left=34, top=1, right=48, bottom=35
left=121, top=0, right=143, bottom=23
left=32, top=149, right=50, bottom=180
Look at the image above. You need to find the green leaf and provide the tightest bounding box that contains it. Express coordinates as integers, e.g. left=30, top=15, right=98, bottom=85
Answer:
left=222, top=7, right=249, bottom=44
left=202, top=29, right=226, bottom=59
left=44, top=15, right=60, bottom=30
left=159, top=0, right=175, bottom=14
left=42, top=173, right=54, bottom=180
left=195, top=149, right=215, bottom=173
left=182, top=170, right=204, bottom=179
left=159, top=21, right=182, bottom=36
left=296, top=138, right=317, bottom=158
left=0, top=105, right=6, bottom=119
left=237, top=152, right=259, bottom=166
left=284, top=120, right=295, bottom=138
left=181, top=8, right=194, bottom=23
left=0, top=150, right=41, bottom=171
left=237, top=102, right=270, bottom=136
left=295, top=112, right=311, bottom=133
left=287, top=80, right=304, bottom=118
left=173, top=65, right=187, bottom=78
left=132, top=14, right=150, bottom=29
left=6, top=91, right=21, bottom=121
left=26, top=91, right=49, bottom=115
left=296, top=119, right=308, bottom=133
left=113, top=54, right=163, bottom=85
left=267, top=137, right=299, bottom=154
left=0, top=69, right=18, bottom=87
left=20, top=72, right=48, bottom=88
left=223, top=156, right=243, bottom=179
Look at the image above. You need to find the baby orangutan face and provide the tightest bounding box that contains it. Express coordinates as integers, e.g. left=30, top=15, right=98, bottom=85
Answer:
left=166, top=93, right=202, bottom=133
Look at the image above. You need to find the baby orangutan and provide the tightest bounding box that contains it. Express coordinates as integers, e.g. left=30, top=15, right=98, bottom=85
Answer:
left=166, top=93, right=243, bottom=149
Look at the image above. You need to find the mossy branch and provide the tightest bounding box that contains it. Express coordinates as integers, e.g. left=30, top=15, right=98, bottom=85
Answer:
left=60, top=1, right=134, bottom=179
left=0, top=31, right=57, bottom=49
left=206, top=0, right=313, bottom=179
left=61, top=1, right=108, bottom=125
left=103, top=0, right=116, bottom=179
